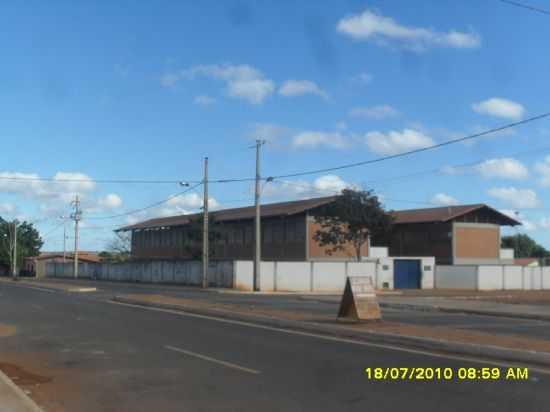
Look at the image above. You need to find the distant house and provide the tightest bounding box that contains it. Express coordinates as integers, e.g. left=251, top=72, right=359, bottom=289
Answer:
left=514, top=258, right=540, bottom=267
left=384, top=204, right=520, bottom=265
left=118, top=197, right=520, bottom=265
left=24, top=251, right=102, bottom=278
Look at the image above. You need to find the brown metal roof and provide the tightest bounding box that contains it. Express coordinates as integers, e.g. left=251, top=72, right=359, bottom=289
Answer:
left=118, top=198, right=520, bottom=231
left=117, top=195, right=339, bottom=231
left=390, top=204, right=520, bottom=225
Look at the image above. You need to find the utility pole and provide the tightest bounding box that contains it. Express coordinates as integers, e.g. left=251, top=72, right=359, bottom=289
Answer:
left=71, top=195, right=81, bottom=279
left=60, top=216, right=67, bottom=264
left=12, top=220, right=17, bottom=279
left=202, top=157, right=209, bottom=289
left=253, top=140, right=265, bottom=292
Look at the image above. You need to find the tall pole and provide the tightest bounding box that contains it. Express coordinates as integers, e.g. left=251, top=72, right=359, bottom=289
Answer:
left=12, top=221, right=17, bottom=279
left=253, top=140, right=264, bottom=292
left=60, top=216, right=67, bottom=264
left=202, top=157, right=209, bottom=289
left=72, top=195, right=81, bottom=279
left=63, top=221, right=67, bottom=264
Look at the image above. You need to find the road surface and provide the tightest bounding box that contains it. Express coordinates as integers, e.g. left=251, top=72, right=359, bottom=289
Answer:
left=0, top=281, right=548, bottom=411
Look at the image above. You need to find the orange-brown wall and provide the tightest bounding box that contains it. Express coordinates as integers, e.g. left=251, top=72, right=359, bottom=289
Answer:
left=454, top=225, right=499, bottom=259
left=307, top=220, right=368, bottom=259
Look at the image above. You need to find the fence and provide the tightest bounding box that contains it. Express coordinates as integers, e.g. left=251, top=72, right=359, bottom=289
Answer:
left=47, top=257, right=436, bottom=292
left=47, top=260, right=234, bottom=288
left=436, top=265, right=550, bottom=290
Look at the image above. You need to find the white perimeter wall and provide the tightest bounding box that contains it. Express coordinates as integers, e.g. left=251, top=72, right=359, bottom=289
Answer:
left=436, top=265, right=550, bottom=290
left=234, top=257, right=434, bottom=292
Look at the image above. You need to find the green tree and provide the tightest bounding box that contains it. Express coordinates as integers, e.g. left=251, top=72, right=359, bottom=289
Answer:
left=501, top=234, right=550, bottom=258
left=0, top=219, right=43, bottom=274
left=312, top=189, right=393, bottom=261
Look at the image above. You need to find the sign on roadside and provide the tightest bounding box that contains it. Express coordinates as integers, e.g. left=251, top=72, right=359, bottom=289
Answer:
left=337, top=276, right=381, bottom=321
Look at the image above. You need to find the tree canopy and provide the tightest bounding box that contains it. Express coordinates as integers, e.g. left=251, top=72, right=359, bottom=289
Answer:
left=501, top=234, right=550, bottom=258
left=312, top=189, right=393, bottom=261
left=0, top=219, right=43, bottom=272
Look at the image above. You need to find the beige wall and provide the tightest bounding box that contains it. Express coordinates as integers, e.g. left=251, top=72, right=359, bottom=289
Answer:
left=307, top=220, right=368, bottom=260
left=454, top=224, right=499, bottom=259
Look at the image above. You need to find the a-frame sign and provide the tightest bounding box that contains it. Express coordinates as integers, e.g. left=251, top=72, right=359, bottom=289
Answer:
left=337, top=276, right=381, bottom=321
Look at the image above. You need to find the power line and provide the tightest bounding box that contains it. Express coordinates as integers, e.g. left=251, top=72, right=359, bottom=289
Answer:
left=268, top=112, right=550, bottom=180
left=362, top=143, right=550, bottom=187
left=85, top=182, right=203, bottom=220
left=0, top=176, right=201, bottom=185
left=499, top=0, right=550, bottom=15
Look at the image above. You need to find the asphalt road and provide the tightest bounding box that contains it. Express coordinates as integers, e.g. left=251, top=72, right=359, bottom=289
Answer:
left=0, top=282, right=548, bottom=412
left=32, top=278, right=550, bottom=341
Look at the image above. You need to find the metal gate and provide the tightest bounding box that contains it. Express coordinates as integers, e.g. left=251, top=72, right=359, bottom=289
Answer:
left=394, top=259, right=421, bottom=289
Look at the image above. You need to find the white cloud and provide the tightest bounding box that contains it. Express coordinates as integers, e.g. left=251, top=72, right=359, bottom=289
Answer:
left=278, top=80, right=329, bottom=100
left=365, top=128, right=434, bottom=155
left=0, top=203, right=17, bottom=215
left=475, top=158, right=528, bottom=180
left=500, top=209, right=537, bottom=232
left=292, top=131, right=349, bottom=150
left=98, top=194, right=123, bottom=210
left=126, top=193, right=221, bottom=224
left=0, top=171, right=96, bottom=200
left=534, top=156, right=550, bottom=187
left=488, top=187, right=541, bottom=209
left=472, top=98, right=525, bottom=121
left=247, top=123, right=290, bottom=143
left=337, top=9, right=480, bottom=51
left=263, top=175, right=352, bottom=200
left=349, top=104, right=399, bottom=120
left=157, top=193, right=220, bottom=217
left=183, top=64, right=275, bottom=104
left=431, top=193, right=459, bottom=206
left=193, top=95, right=216, bottom=106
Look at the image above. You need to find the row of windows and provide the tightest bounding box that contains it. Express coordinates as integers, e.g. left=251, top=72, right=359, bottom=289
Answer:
left=134, top=221, right=305, bottom=249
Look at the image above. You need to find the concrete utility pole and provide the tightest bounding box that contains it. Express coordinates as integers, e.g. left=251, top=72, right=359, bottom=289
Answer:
left=60, top=215, right=67, bottom=264
left=253, top=140, right=265, bottom=292
left=202, top=157, right=209, bottom=289
left=71, top=195, right=82, bottom=279
left=12, top=220, right=17, bottom=279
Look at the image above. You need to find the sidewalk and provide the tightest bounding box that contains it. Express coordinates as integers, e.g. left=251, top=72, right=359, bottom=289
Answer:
left=0, top=370, right=45, bottom=412
left=113, top=292, right=550, bottom=367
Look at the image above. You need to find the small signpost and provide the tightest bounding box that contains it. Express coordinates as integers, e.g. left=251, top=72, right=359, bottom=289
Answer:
left=337, top=276, right=381, bottom=321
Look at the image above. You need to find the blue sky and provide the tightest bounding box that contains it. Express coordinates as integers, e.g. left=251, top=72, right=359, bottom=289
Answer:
left=2, top=0, right=550, bottom=251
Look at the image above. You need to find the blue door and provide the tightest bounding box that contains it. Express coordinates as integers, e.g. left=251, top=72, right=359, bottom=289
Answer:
left=394, top=260, right=421, bottom=289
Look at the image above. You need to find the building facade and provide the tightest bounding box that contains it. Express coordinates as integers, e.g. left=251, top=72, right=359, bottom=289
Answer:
left=119, top=198, right=519, bottom=264
left=121, top=197, right=368, bottom=261
left=385, top=204, right=520, bottom=265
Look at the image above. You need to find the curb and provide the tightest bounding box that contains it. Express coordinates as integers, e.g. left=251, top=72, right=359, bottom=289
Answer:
left=0, top=369, right=45, bottom=412
left=379, top=302, right=550, bottom=322
left=113, top=296, right=550, bottom=368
